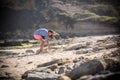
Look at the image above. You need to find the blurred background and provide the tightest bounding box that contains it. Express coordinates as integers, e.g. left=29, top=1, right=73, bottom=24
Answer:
left=0, top=0, right=120, bottom=39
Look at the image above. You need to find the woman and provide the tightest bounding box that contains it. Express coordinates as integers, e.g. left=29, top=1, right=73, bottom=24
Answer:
left=34, top=28, right=56, bottom=53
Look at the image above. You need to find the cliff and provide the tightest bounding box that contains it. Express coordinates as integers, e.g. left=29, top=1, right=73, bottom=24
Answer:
left=0, top=0, right=120, bottom=39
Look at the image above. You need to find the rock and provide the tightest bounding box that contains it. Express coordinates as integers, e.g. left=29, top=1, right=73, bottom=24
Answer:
left=66, top=59, right=105, bottom=80
left=64, top=43, right=87, bottom=51
left=58, top=66, right=66, bottom=74
left=57, top=58, right=71, bottom=66
left=92, top=47, right=100, bottom=52
left=37, top=58, right=71, bottom=69
left=57, top=75, right=71, bottom=80
left=50, top=45, right=65, bottom=49
left=97, top=70, right=112, bottom=75
left=86, top=42, right=91, bottom=46
left=1, top=40, right=21, bottom=46
left=14, top=64, right=18, bottom=68
left=105, top=43, right=119, bottom=49
left=78, top=72, right=120, bottom=80
left=27, top=61, right=33, bottom=64
left=103, top=72, right=120, bottom=80
left=21, top=40, right=29, bottom=43
left=1, top=64, right=9, bottom=68
left=65, top=63, right=74, bottom=70
left=5, top=72, right=12, bottom=77
left=0, top=77, right=15, bottom=80
left=36, top=49, right=41, bottom=54
left=40, top=69, right=53, bottom=73
left=104, top=58, right=120, bottom=72
left=0, top=60, right=4, bottom=63
left=77, top=75, right=93, bottom=80
left=47, top=64, right=58, bottom=71
left=37, top=59, right=59, bottom=68
left=75, top=49, right=89, bottom=54
left=22, top=71, right=59, bottom=80
left=25, top=49, right=35, bottom=53
left=73, top=62, right=82, bottom=69
left=0, top=72, right=13, bottom=79
left=55, top=69, right=59, bottom=74
left=110, top=49, right=120, bottom=57
left=73, top=58, right=80, bottom=63
left=104, top=36, right=120, bottom=43
left=97, top=40, right=105, bottom=43
left=78, top=56, right=84, bottom=60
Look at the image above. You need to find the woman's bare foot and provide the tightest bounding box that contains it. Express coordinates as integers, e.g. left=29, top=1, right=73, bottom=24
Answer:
left=36, top=49, right=48, bottom=54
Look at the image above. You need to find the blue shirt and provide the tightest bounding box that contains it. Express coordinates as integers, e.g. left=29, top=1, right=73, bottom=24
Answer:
left=34, top=28, right=48, bottom=39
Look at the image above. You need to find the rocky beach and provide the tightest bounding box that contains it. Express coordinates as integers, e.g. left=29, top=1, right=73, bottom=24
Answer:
left=0, top=34, right=120, bottom=80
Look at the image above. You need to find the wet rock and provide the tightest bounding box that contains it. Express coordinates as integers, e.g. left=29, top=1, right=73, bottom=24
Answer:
left=1, top=64, right=9, bottom=68
left=22, top=71, right=59, bottom=80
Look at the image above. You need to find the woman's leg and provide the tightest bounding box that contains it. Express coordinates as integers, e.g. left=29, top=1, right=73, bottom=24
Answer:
left=34, top=34, right=44, bottom=52
left=40, top=40, right=44, bottom=52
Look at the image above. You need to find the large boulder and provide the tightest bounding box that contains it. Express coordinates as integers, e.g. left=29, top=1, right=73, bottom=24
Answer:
left=66, top=59, right=106, bottom=80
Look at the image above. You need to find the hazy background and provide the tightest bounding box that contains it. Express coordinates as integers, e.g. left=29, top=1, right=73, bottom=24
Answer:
left=0, top=0, right=120, bottom=39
